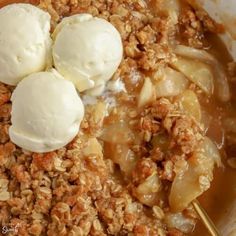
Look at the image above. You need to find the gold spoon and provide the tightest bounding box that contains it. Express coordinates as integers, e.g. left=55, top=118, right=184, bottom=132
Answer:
left=192, top=199, right=221, bottom=236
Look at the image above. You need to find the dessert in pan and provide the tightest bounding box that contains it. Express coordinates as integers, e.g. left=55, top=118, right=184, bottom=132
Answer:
left=0, top=0, right=235, bottom=235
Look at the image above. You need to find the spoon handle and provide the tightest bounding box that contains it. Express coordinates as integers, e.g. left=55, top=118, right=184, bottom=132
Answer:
left=192, top=199, right=221, bottom=236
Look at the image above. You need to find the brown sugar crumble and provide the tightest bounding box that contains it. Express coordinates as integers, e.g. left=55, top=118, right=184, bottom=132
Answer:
left=179, top=3, right=224, bottom=48
left=0, top=0, right=226, bottom=235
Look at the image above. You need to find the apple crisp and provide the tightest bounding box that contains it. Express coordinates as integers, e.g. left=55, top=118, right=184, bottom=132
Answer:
left=0, top=0, right=235, bottom=236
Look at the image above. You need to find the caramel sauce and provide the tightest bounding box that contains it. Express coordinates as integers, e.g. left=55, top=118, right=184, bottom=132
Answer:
left=191, top=33, right=236, bottom=236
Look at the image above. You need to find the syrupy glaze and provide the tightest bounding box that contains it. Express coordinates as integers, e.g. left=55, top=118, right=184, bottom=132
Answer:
left=191, top=33, right=236, bottom=236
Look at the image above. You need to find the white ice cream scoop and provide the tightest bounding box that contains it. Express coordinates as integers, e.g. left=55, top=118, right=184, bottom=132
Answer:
left=52, top=14, right=123, bottom=95
left=9, top=69, right=84, bottom=153
left=192, top=0, right=236, bottom=61
left=0, top=3, right=52, bottom=85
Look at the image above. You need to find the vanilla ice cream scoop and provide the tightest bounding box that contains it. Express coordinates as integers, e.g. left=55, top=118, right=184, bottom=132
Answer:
left=52, top=14, right=123, bottom=94
left=9, top=70, right=84, bottom=153
left=0, top=3, right=51, bottom=85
